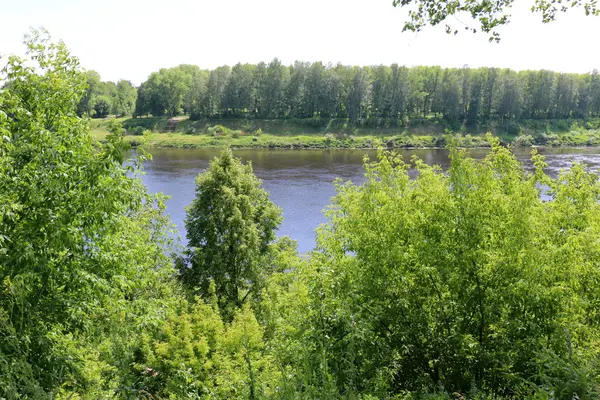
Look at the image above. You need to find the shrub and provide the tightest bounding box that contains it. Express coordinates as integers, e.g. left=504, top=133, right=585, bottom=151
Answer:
left=207, top=125, right=232, bottom=137
left=324, top=133, right=335, bottom=145
left=513, top=134, right=534, bottom=147
left=106, top=119, right=125, bottom=136
left=129, top=126, right=145, bottom=136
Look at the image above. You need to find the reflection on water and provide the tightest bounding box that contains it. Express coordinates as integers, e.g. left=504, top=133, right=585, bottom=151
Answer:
left=138, top=147, right=600, bottom=253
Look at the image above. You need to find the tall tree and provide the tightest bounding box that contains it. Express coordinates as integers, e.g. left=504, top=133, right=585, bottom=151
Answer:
left=77, top=70, right=101, bottom=116
left=112, top=79, right=137, bottom=116
left=0, top=29, right=176, bottom=396
left=264, top=58, right=289, bottom=118
left=347, top=67, right=370, bottom=123
left=223, top=63, right=255, bottom=117
left=180, top=149, right=282, bottom=312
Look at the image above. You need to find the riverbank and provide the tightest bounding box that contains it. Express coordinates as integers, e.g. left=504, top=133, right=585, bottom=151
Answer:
left=90, top=116, right=600, bottom=149
left=92, top=130, right=492, bottom=149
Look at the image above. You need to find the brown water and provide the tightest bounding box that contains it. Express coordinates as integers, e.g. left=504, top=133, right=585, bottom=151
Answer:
left=138, top=147, right=600, bottom=253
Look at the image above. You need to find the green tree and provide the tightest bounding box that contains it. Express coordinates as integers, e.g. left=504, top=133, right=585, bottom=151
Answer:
left=202, top=65, right=231, bottom=117
left=133, top=81, right=150, bottom=117
left=223, top=63, right=255, bottom=117
left=180, top=148, right=283, bottom=312
left=284, top=61, right=309, bottom=118
left=112, top=79, right=137, bottom=116
left=393, top=0, right=599, bottom=41
left=264, top=58, right=289, bottom=118
left=347, top=67, right=370, bottom=123
left=77, top=69, right=101, bottom=116
left=497, top=69, right=523, bottom=123
left=0, top=29, right=177, bottom=397
left=302, top=137, right=600, bottom=397
left=93, top=94, right=112, bottom=117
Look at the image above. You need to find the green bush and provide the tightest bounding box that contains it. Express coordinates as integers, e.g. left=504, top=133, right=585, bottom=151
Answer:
left=129, top=126, right=145, bottom=136
left=514, top=134, right=534, bottom=147
left=207, top=124, right=232, bottom=136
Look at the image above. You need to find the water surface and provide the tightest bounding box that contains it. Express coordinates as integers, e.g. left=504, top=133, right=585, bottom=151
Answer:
left=139, top=147, right=600, bottom=253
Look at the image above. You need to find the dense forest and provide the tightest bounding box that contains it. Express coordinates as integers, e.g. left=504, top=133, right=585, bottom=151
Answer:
left=122, top=61, right=600, bottom=128
left=6, top=31, right=600, bottom=399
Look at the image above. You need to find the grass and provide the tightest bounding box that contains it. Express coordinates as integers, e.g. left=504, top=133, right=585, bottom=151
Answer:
left=88, top=116, right=600, bottom=149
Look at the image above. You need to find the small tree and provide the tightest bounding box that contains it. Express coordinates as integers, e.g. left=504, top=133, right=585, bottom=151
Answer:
left=93, top=95, right=111, bottom=117
left=180, top=148, right=282, bottom=311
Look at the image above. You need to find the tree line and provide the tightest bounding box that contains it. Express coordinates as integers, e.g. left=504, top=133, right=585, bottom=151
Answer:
left=129, top=61, right=600, bottom=127
left=77, top=70, right=137, bottom=117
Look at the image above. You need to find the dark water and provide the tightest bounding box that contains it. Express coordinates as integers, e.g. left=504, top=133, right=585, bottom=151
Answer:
left=138, top=147, right=600, bottom=253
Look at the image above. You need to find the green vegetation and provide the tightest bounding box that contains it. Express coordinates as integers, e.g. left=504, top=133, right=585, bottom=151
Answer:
left=77, top=71, right=137, bottom=118
left=133, top=62, right=600, bottom=131
left=6, top=29, right=600, bottom=399
left=90, top=115, right=600, bottom=149
left=89, top=60, right=600, bottom=149
left=392, top=0, right=599, bottom=42
left=179, top=148, right=283, bottom=313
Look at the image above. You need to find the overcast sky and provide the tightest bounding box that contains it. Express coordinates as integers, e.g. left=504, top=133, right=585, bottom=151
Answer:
left=1, top=0, right=599, bottom=84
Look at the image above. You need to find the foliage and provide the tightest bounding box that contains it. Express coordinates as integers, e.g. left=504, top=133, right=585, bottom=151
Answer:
left=106, top=118, right=125, bottom=136
left=93, top=94, right=112, bottom=117
left=290, top=135, right=600, bottom=397
left=179, top=148, right=283, bottom=314
left=130, top=297, right=281, bottom=399
left=7, top=29, right=600, bottom=400
left=513, top=134, right=534, bottom=146
left=392, top=0, right=599, bottom=42
left=137, top=62, right=600, bottom=130
left=0, top=29, right=178, bottom=398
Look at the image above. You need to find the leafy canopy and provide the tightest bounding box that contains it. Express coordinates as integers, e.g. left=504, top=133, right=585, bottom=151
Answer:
left=290, top=136, right=600, bottom=397
left=0, top=29, right=177, bottom=398
left=393, top=0, right=600, bottom=41
left=180, top=148, right=283, bottom=312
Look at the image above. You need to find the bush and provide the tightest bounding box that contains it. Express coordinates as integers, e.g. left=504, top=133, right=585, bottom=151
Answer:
left=513, top=134, right=534, bottom=147
left=300, top=137, right=600, bottom=396
left=433, top=136, right=447, bottom=148
left=207, top=125, right=232, bottom=137
left=324, top=133, right=335, bottom=145
left=106, top=119, right=125, bottom=136
left=129, top=126, right=145, bottom=136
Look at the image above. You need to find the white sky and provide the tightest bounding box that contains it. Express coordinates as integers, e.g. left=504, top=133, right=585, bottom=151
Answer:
left=1, top=0, right=599, bottom=85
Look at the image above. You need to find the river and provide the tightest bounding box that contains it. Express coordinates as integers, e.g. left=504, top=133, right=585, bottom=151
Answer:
left=139, top=147, right=600, bottom=253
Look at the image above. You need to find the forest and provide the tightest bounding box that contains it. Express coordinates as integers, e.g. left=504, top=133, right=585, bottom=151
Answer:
left=82, top=61, right=600, bottom=130
left=5, top=31, right=600, bottom=399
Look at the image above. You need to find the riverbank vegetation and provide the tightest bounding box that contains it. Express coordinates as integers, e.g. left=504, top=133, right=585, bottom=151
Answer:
left=130, top=62, right=600, bottom=129
left=82, top=57, right=600, bottom=149
left=91, top=116, right=600, bottom=149
left=5, top=31, right=600, bottom=399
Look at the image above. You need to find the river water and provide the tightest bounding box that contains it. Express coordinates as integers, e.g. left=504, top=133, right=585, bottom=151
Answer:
left=139, top=147, right=600, bottom=253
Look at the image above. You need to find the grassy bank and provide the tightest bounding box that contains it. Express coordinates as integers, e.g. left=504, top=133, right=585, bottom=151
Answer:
left=90, top=116, right=600, bottom=149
